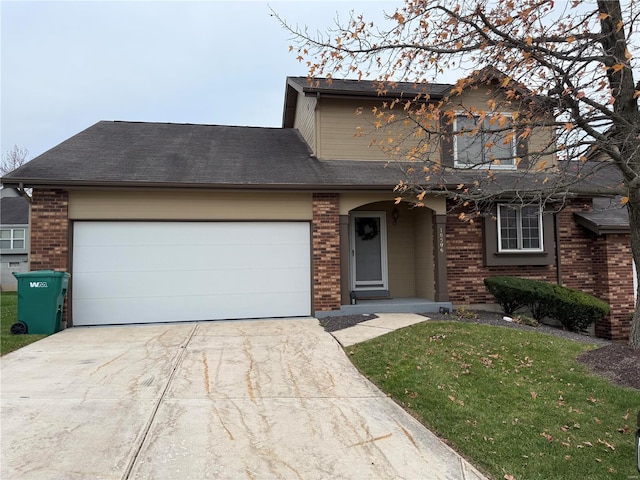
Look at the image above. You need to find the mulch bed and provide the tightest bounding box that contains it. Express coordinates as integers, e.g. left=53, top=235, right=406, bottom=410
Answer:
left=319, top=310, right=640, bottom=390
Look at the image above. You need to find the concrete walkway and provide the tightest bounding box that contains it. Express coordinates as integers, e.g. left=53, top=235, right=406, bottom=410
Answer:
left=331, top=312, right=430, bottom=347
left=1, top=318, right=486, bottom=480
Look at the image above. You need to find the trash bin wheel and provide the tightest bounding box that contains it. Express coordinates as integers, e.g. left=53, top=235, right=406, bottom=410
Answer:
left=10, top=322, right=28, bottom=335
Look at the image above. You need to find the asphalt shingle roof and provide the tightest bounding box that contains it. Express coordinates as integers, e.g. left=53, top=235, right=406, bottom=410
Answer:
left=286, top=77, right=452, bottom=98
left=574, top=197, right=630, bottom=233
left=1, top=121, right=407, bottom=189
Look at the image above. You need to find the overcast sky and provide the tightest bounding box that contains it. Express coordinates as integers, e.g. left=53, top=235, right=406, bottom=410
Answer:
left=1, top=1, right=403, bottom=160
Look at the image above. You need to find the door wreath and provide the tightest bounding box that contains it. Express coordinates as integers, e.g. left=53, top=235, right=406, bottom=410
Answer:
left=356, top=218, right=379, bottom=241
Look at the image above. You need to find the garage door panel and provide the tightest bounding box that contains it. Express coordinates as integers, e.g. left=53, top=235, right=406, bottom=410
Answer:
left=73, top=292, right=310, bottom=325
left=73, top=243, right=309, bottom=272
left=74, top=222, right=309, bottom=246
left=73, top=222, right=311, bottom=326
left=72, top=267, right=310, bottom=298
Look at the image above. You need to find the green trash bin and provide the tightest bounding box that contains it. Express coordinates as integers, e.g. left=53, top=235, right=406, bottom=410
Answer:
left=12, top=270, right=71, bottom=335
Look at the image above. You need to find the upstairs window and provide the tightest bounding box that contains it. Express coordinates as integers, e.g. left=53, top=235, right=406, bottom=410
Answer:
left=454, top=114, right=516, bottom=169
left=497, top=205, right=543, bottom=252
left=0, top=228, right=25, bottom=250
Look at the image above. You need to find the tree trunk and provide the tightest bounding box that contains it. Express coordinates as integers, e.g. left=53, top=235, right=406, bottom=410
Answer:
left=628, top=190, right=640, bottom=348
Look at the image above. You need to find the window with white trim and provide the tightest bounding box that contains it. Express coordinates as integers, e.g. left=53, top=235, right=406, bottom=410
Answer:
left=0, top=228, right=25, bottom=250
left=497, top=205, right=543, bottom=252
left=454, top=114, right=516, bottom=168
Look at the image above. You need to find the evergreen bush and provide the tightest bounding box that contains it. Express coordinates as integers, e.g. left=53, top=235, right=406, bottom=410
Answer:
left=483, top=276, right=610, bottom=331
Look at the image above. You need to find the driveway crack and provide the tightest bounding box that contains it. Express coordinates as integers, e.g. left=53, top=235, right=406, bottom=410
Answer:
left=120, top=323, right=199, bottom=480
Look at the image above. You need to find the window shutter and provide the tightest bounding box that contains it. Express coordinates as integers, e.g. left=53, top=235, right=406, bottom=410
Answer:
left=440, top=113, right=454, bottom=167
left=516, top=127, right=529, bottom=170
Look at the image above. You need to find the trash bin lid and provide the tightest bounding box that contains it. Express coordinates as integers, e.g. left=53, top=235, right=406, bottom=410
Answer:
left=13, top=270, right=71, bottom=279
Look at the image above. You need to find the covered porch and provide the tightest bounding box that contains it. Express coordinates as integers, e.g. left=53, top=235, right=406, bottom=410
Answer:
left=336, top=194, right=449, bottom=314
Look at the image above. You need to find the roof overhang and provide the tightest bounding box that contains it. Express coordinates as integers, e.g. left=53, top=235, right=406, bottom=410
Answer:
left=0, top=178, right=401, bottom=192
left=574, top=211, right=630, bottom=235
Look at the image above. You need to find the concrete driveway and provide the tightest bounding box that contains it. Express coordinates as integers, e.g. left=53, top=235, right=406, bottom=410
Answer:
left=1, top=318, right=486, bottom=479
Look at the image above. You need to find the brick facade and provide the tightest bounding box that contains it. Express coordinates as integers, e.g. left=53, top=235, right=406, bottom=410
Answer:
left=446, top=199, right=634, bottom=340
left=557, top=201, right=633, bottom=340
left=446, top=206, right=557, bottom=304
left=312, top=193, right=341, bottom=312
left=30, top=189, right=69, bottom=271
left=556, top=200, right=597, bottom=293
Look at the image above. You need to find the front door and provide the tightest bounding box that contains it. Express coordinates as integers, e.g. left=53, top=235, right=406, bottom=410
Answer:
left=350, top=212, right=388, bottom=291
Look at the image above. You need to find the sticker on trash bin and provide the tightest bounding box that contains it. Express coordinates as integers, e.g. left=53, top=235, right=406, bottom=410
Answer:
left=29, top=281, right=48, bottom=288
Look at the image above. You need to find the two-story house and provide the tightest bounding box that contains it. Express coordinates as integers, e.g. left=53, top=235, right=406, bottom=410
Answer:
left=0, top=188, right=30, bottom=291
left=1, top=76, right=633, bottom=340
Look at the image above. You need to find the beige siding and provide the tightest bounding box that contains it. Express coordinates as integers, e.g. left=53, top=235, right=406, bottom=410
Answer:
left=312, top=86, right=557, bottom=168
left=385, top=202, right=417, bottom=297
left=69, top=190, right=313, bottom=220
left=317, top=98, right=421, bottom=161
left=293, top=95, right=317, bottom=155
left=414, top=207, right=434, bottom=298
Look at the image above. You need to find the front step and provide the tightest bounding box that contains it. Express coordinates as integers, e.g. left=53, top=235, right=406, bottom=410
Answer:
left=316, top=298, right=453, bottom=318
left=350, top=290, right=390, bottom=301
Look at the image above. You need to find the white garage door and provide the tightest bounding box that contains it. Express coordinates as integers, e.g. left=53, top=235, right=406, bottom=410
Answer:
left=72, top=222, right=311, bottom=326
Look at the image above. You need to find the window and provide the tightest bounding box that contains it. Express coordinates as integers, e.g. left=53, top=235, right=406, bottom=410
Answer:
left=454, top=114, right=516, bottom=168
left=0, top=229, right=25, bottom=250
left=497, top=205, right=543, bottom=252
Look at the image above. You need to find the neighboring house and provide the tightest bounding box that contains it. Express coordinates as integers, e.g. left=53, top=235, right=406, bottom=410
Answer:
left=1, top=76, right=634, bottom=340
left=0, top=188, right=30, bottom=291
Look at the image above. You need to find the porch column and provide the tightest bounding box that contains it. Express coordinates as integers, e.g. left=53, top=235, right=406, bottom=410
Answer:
left=312, top=193, right=341, bottom=312
left=339, top=215, right=350, bottom=306
left=433, top=214, right=449, bottom=302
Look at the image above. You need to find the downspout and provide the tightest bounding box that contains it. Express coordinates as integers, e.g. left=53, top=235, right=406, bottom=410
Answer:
left=315, top=92, right=321, bottom=159
left=17, top=183, right=33, bottom=204
left=554, top=213, right=562, bottom=285
left=18, top=183, right=33, bottom=272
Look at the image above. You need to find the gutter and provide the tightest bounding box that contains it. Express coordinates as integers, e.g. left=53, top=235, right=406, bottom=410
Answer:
left=0, top=179, right=408, bottom=192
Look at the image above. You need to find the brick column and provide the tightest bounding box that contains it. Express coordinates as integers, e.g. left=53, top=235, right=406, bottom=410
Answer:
left=30, top=189, right=70, bottom=326
left=312, top=193, right=341, bottom=312
left=591, top=233, right=634, bottom=340
left=558, top=200, right=634, bottom=340
left=30, top=189, right=69, bottom=271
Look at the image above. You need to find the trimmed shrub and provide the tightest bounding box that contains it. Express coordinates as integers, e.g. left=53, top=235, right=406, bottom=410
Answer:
left=483, top=276, right=549, bottom=317
left=483, top=276, right=524, bottom=315
left=483, top=276, right=610, bottom=332
left=547, top=283, right=610, bottom=331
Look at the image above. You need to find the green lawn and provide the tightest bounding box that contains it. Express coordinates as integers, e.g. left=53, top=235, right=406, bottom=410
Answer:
left=1, top=292, right=46, bottom=355
left=348, top=321, right=640, bottom=480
